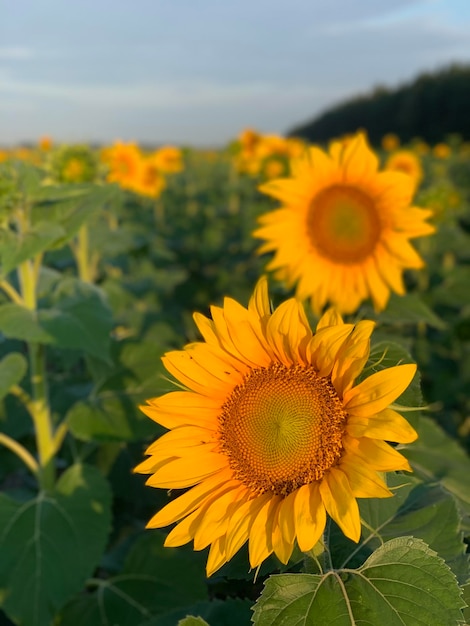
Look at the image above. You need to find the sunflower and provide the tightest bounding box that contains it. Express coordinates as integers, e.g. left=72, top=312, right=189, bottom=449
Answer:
left=381, top=133, right=400, bottom=152
left=152, top=146, right=184, bottom=174
left=254, top=132, right=435, bottom=314
left=385, top=149, right=424, bottom=192
left=132, top=156, right=167, bottom=199
left=135, top=278, right=418, bottom=576
left=102, top=141, right=142, bottom=190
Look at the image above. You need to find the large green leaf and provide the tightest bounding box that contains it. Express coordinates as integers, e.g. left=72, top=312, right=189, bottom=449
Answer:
left=32, top=184, right=121, bottom=245
left=0, top=222, right=66, bottom=276
left=375, top=293, right=447, bottom=329
left=58, top=531, right=208, bottom=626
left=0, top=278, right=113, bottom=359
left=330, top=473, right=469, bottom=584
left=253, top=538, right=465, bottom=625
left=0, top=464, right=112, bottom=626
left=38, top=278, right=114, bottom=359
left=0, top=303, right=53, bottom=343
left=67, top=338, right=171, bottom=442
left=0, top=352, right=27, bottom=400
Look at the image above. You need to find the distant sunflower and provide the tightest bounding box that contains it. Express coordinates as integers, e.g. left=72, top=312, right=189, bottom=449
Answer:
left=255, top=132, right=434, bottom=314
left=103, top=141, right=142, bottom=190
left=153, top=146, right=184, bottom=174
left=385, top=149, right=423, bottom=192
left=133, top=156, right=167, bottom=199
left=135, top=278, right=417, bottom=576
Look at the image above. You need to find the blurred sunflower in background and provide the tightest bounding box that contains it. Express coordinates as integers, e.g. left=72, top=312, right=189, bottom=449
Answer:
left=136, top=278, right=417, bottom=576
left=255, top=132, right=435, bottom=314
left=101, top=140, right=142, bottom=190
left=133, top=155, right=167, bottom=199
left=385, top=149, right=424, bottom=192
left=49, top=144, right=98, bottom=183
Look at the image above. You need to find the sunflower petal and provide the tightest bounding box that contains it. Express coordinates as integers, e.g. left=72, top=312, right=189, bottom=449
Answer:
left=319, top=468, right=361, bottom=542
left=344, top=363, right=417, bottom=416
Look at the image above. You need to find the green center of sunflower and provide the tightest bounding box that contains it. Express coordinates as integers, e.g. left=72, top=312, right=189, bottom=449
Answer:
left=218, top=363, right=346, bottom=496
left=307, top=184, right=381, bottom=263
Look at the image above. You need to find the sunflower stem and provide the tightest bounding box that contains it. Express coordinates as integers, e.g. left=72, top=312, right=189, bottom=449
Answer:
left=321, top=517, right=334, bottom=572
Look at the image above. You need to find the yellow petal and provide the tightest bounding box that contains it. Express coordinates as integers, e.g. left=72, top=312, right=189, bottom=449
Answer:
left=248, top=495, right=280, bottom=569
left=141, top=390, right=221, bottom=429
left=331, top=320, right=375, bottom=396
left=162, top=350, right=234, bottom=397
left=194, top=485, right=248, bottom=551
left=343, top=435, right=412, bottom=472
left=319, top=468, right=361, bottom=542
left=347, top=407, right=418, bottom=443
left=338, top=458, right=393, bottom=499
left=248, top=276, right=271, bottom=319
left=146, top=469, right=234, bottom=528
left=224, top=494, right=270, bottom=561
left=146, top=452, right=228, bottom=489
left=266, top=298, right=312, bottom=365
left=206, top=535, right=227, bottom=577
left=343, top=364, right=417, bottom=416
left=271, top=495, right=296, bottom=564
left=316, top=308, right=344, bottom=330
left=294, top=483, right=326, bottom=552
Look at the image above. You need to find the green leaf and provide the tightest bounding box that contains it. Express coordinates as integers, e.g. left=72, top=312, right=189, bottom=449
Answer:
left=0, top=279, right=113, bottom=359
left=0, top=352, right=27, bottom=400
left=177, top=618, right=209, bottom=626
left=58, top=531, right=207, bottom=626
left=0, top=464, right=112, bottom=626
left=67, top=338, right=170, bottom=442
left=330, top=473, right=469, bottom=584
left=376, top=292, right=447, bottom=329
left=39, top=277, right=114, bottom=359
left=0, top=222, right=66, bottom=276
left=0, top=303, right=53, bottom=343
left=401, top=416, right=470, bottom=525
left=54, top=184, right=121, bottom=246
left=253, top=538, right=465, bottom=625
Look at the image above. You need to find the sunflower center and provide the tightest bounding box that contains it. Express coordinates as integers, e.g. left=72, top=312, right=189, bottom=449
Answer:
left=307, top=184, right=381, bottom=263
left=218, top=363, right=346, bottom=496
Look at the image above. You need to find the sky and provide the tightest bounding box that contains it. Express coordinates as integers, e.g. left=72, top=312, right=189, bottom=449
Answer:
left=1, top=0, right=470, bottom=146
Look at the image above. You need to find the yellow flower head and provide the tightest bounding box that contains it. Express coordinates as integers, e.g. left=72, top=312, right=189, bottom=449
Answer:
left=255, top=132, right=435, bottom=314
left=135, top=278, right=418, bottom=577
left=385, top=149, right=424, bottom=192
left=152, top=146, right=184, bottom=174
left=132, top=156, right=167, bottom=199
left=38, top=136, right=53, bottom=151
left=381, top=133, right=400, bottom=152
left=433, top=142, right=451, bottom=160
left=50, top=145, right=97, bottom=183
left=103, top=141, right=142, bottom=190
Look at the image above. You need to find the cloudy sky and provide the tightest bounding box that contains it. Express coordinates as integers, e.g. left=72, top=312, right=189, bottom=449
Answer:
left=1, top=0, right=470, bottom=146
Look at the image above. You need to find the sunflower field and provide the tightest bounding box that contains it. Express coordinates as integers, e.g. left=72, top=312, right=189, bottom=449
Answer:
left=0, top=131, right=469, bottom=625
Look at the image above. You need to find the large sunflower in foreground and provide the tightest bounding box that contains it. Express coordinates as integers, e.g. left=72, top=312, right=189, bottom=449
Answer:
left=135, top=278, right=417, bottom=576
left=254, top=132, right=435, bottom=314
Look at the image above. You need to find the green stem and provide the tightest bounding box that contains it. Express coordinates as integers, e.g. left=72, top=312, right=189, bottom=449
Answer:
left=17, top=260, right=36, bottom=310
left=75, top=224, right=93, bottom=283
left=17, top=255, right=56, bottom=490
left=0, top=279, right=25, bottom=306
left=28, top=342, right=55, bottom=491
left=0, top=432, right=39, bottom=476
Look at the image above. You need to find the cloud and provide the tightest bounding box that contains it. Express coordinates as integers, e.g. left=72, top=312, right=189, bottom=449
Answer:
left=0, top=47, right=34, bottom=60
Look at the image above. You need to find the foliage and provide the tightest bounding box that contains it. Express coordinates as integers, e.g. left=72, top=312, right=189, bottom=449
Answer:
left=0, top=144, right=469, bottom=625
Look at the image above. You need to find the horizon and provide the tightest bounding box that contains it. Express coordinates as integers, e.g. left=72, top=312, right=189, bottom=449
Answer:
left=2, top=0, right=470, bottom=146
